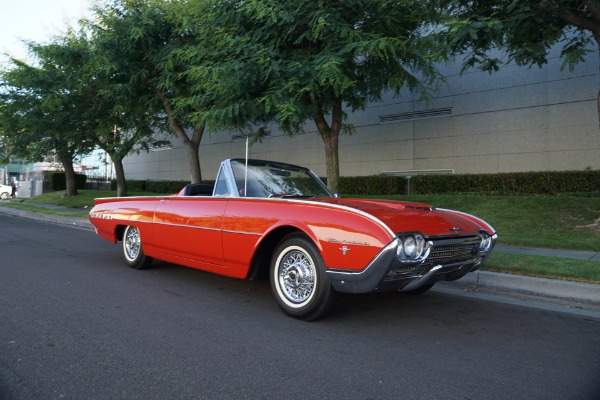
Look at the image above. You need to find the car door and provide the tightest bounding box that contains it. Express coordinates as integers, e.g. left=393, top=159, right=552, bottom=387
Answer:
left=153, top=197, right=227, bottom=268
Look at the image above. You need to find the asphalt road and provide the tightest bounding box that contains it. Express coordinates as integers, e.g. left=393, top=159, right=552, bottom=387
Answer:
left=1, top=215, right=599, bottom=400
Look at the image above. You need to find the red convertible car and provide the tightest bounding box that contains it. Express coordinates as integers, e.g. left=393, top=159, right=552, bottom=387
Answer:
left=90, top=159, right=497, bottom=320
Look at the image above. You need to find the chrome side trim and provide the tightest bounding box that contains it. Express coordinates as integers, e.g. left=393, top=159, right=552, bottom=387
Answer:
left=221, top=229, right=262, bottom=236
left=151, top=221, right=222, bottom=232
left=99, top=218, right=262, bottom=237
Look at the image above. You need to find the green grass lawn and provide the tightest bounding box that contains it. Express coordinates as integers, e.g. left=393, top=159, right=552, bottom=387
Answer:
left=2, top=190, right=599, bottom=283
left=19, top=189, right=161, bottom=208
left=483, top=252, right=600, bottom=284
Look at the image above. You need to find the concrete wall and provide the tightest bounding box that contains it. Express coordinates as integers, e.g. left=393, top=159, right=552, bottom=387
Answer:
left=122, top=46, right=600, bottom=181
left=9, top=180, right=44, bottom=199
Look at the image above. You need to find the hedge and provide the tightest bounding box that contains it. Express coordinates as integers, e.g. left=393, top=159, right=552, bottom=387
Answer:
left=48, top=172, right=87, bottom=191
left=410, top=170, right=600, bottom=195
left=338, top=175, right=405, bottom=195
left=112, top=179, right=214, bottom=194
left=116, top=170, right=599, bottom=196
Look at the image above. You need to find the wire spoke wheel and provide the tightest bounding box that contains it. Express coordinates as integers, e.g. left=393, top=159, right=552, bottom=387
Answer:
left=278, top=247, right=316, bottom=304
left=270, top=234, right=334, bottom=320
left=124, top=226, right=141, bottom=261
left=122, top=225, right=153, bottom=269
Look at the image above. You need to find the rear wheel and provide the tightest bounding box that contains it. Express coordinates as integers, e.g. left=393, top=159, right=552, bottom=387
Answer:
left=122, top=225, right=153, bottom=269
left=0, top=192, right=8, bottom=199
left=270, top=234, right=335, bottom=321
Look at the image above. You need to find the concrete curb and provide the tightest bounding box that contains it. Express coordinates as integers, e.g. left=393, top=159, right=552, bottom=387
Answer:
left=0, top=206, right=94, bottom=231
left=443, top=271, right=600, bottom=305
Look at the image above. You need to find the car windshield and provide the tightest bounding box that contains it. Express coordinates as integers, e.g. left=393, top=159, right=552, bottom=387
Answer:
left=230, top=159, right=333, bottom=198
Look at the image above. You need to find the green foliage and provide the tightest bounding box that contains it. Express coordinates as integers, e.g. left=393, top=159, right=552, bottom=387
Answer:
left=48, top=172, right=88, bottom=191
left=339, top=170, right=599, bottom=196
left=127, top=173, right=591, bottom=197
left=447, top=1, right=598, bottom=73
left=181, top=0, right=448, bottom=193
left=111, top=179, right=215, bottom=194
left=145, top=180, right=190, bottom=194
left=113, top=179, right=146, bottom=192
left=85, top=0, right=192, bottom=192
left=0, top=35, right=101, bottom=196
left=338, top=176, right=405, bottom=196
left=411, top=170, right=600, bottom=195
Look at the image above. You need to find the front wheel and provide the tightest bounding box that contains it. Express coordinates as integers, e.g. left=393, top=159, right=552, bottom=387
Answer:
left=270, top=234, right=335, bottom=321
left=0, top=192, right=8, bottom=199
left=122, top=225, right=153, bottom=270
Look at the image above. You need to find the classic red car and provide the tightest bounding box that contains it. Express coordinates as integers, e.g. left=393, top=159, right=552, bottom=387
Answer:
left=90, top=159, right=497, bottom=320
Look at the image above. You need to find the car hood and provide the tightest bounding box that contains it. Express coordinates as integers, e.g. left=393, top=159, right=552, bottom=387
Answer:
left=316, top=198, right=485, bottom=237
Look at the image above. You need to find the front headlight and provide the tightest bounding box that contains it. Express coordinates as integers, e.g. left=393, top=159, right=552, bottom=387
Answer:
left=396, top=233, right=430, bottom=263
left=478, top=232, right=497, bottom=254
left=479, top=236, right=491, bottom=252
left=404, top=235, right=417, bottom=257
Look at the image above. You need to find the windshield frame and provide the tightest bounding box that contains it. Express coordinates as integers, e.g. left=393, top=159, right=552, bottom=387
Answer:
left=227, top=159, right=333, bottom=199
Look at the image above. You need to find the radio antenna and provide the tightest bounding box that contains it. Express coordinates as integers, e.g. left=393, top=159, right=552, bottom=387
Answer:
left=244, top=136, right=248, bottom=197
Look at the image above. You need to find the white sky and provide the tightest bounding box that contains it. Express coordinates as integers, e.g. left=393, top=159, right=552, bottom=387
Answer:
left=0, top=0, right=93, bottom=61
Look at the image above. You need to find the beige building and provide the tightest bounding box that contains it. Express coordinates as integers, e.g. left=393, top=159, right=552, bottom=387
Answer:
left=123, top=47, right=600, bottom=181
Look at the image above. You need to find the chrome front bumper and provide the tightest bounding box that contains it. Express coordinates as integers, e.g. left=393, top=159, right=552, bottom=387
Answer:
left=325, top=235, right=495, bottom=294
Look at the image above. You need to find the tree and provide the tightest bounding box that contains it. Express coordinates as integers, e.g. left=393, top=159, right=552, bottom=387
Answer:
left=70, top=24, right=164, bottom=197
left=0, top=39, right=97, bottom=196
left=181, top=0, right=446, bottom=193
left=447, top=1, right=600, bottom=122
left=88, top=0, right=210, bottom=183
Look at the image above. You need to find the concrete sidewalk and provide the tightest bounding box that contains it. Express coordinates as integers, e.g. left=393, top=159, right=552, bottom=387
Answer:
left=495, top=244, right=600, bottom=262
left=1, top=201, right=599, bottom=309
left=0, top=202, right=93, bottom=230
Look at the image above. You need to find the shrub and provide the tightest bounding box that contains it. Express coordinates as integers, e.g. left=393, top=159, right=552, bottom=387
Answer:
left=338, top=175, right=405, bottom=195
left=145, top=180, right=189, bottom=194
left=48, top=172, right=87, bottom=191
left=410, top=170, right=600, bottom=195
left=113, top=179, right=216, bottom=194
left=117, top=170, right=598, bottom=196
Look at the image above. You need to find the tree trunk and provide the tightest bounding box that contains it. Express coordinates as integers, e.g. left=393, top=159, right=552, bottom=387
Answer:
left=313, top=98, right=343, bottom=194
left=597, top=43, right=600, bottom=129
left=185, top=142, right=203, bottom=183
left=159, top=91, right=205, bottom=183
left=321, top=131, right=340, bottom=194
left=113, top=158, right=127, bottom=197
left=61, top=158, right=79, bottom=197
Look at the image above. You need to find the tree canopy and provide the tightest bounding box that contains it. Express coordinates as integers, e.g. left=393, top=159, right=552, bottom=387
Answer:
left=88, top=0, right=218, bottom=184
left=179, top=0, right=447, bottom=193
left=447, top=1, right=600, bottom=119
left=0, top=36, right=98, bottom=196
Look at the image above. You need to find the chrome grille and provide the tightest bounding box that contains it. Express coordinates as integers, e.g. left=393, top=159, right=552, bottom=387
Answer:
left=384, top=236, right=480, bottom=281
left=426, top=241, right=479, bottom=266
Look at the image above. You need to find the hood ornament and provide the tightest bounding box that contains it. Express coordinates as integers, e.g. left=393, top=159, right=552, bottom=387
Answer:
left=449, top=227, right=463, bottom=233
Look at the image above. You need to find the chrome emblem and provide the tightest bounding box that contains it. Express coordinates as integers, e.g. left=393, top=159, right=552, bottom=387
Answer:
left=449, top=227, right=463, bottom=232
left=340, top=246, right=351, bottom=256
